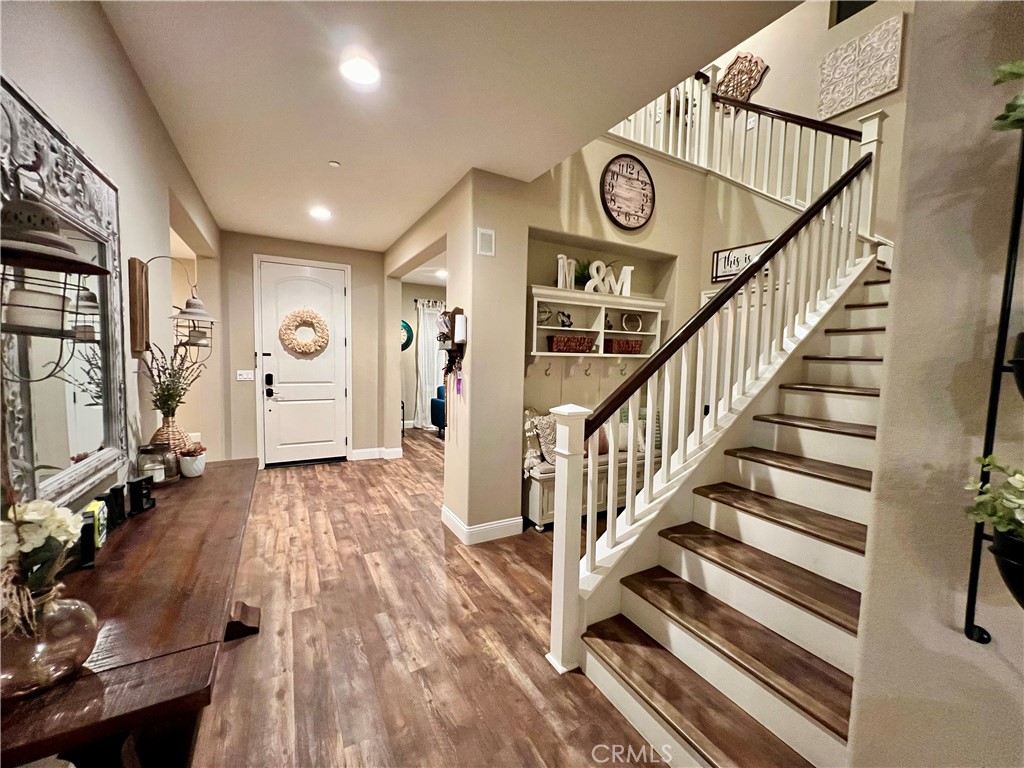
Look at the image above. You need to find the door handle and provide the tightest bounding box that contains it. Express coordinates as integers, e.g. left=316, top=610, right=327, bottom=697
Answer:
left=265, top=373, right=274, bottom=386
left=265, top=387, right=275, bottom=398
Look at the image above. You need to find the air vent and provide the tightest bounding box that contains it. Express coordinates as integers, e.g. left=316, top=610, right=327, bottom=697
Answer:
left=477, top=227, right=495, bottom=257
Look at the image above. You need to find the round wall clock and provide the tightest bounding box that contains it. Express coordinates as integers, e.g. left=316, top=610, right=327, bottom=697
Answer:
left=400, top=320, right=414, bottom=351
left=600, top=154, right=655, bottom=231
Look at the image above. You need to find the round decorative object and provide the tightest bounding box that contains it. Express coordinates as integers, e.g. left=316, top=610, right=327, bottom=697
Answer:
left=622, top=313, right=643, bottom=333
left=537, top=303, right=552, bottom=325
left=1, top=591, right=99, bottom=700
left=400, top=320, right=414, bottom=351
left=279, top=309, right=330, bottom=355
left=600, top=154, right=655, bottom=231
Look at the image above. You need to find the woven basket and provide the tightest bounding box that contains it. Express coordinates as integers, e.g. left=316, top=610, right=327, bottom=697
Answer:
left=603, top=338, right=643, bottom=355
left=150, top=416, right=194, bottom=455
left=547, top=335, right=595, bottom=354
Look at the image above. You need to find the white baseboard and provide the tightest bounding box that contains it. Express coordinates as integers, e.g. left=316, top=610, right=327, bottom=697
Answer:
left=349, top=447, right=403, bottom=461
left=441, top=505, right=523, bottom=544
left=403, top=420, right=415, bottom=429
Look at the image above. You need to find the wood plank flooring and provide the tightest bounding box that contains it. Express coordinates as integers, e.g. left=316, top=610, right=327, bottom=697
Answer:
left=192, top=429, right=654, bottom=767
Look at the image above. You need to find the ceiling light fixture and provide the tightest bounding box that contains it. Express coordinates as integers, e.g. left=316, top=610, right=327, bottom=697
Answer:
left=309, top=206, right=332, bottom=221
left=327, top=160, right=341, bottom=168
left=339, top=47, right=381, bottom=89
left=435, top=269, right=448, bottom=278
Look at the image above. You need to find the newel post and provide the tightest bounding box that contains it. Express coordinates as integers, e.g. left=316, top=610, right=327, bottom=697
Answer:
left=699, top=64, right=720, bottom=169
left=546, top=403, right=591, bottom=674
left=858, top=110, right=887, bottom=239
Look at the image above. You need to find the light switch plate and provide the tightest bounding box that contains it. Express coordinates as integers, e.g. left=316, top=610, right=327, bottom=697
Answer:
left=236, top=370, right=254, bottom=381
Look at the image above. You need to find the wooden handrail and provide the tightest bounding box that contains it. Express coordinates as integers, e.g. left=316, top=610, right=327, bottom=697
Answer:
left=584, top=153, right=873, bottom=438
left=712, top=93, right=863, bottom=142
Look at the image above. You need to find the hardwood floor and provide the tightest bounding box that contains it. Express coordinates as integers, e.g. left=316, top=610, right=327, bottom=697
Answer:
left=192, top=429, right=654, bottom=767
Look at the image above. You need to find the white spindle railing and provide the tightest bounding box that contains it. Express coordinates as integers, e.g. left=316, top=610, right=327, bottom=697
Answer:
left=548, top=127, right=882, bottom=673
left=608, top=66, right=876, bottom=214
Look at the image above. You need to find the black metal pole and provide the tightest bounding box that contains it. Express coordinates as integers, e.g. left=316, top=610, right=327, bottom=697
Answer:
left=964, top=130, right=1024, bottom=644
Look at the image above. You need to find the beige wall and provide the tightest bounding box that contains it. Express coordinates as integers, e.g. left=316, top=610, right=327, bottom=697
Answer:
left=710, top=0, right=912, bottom=241
left=205, top=232, right=386, bottom=461
left=1, top=2, right=220, bottom=463
left=848, top=3, right=1024, bottom=765
left=400, top=282, right=447, bottom=421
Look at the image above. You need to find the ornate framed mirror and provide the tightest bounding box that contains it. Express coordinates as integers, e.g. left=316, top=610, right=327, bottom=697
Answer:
left=1, top=78, right=129, bottom=506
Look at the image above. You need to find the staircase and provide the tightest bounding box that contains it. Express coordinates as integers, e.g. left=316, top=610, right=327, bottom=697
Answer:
left=546, top=78, right=894, bottom=767
left=582, top=265, right=888, bottom=767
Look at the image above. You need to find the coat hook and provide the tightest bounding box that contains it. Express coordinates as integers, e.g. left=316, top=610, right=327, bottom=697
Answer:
left=620, top=363, right=628, bottom=376
left=584, top=363, right=592, bottom=377
left=544, top=363, right=552, bottom=377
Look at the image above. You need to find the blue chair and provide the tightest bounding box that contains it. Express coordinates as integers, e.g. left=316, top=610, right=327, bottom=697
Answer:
left=430, top=385, right=446, bottom=438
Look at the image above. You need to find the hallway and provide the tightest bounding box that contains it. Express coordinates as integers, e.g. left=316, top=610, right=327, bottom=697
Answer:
left=193, top=429, right=653, bottom=767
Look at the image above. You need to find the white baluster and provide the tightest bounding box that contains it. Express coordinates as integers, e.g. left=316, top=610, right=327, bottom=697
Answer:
left=693, top=326, right=708, bottom=445
left=790, top=126, right=802, bottom=205
left=751, top=270, right=764, bottom=380
left=625, top=392, right=640, bottom=526
left=547, top=403, right=591, bottom=674
left=667, top=88, right=677, bottom=157
left=848, top=175, right=864, bottom=268
left=822, top=134, right=834, bottom=192
left=677, top=343, right=691, bottom=463
left=643, top=378, right=657, bottom=503
left=805, top=130, right=817, bottom=204
left=829, top=194, right=843, bottom=291
left=699, top=65, right=719, bottom=169
left=659, top=361, right=674, bottom=484
left=748, top=113, right=760, bottom=188
left=737, top=283, right=750, bottom=395
left=605, top=420, right=618, bottom=548
left=797, top=226, right=811, bottom=328
left=775, top=250, right=787, bottom=354
left=738, top=110, right=749, bottom=185
left=775, top=123, right=787, bottom=200
left=763, top=262, right=776, bottom=363
left=723, top=296, right=737, bottom=412
left=761, top=116, right=773, bottom=192
left=586, top=432, right=599, bottom=573
left=708, top=313, right=722, bottom=428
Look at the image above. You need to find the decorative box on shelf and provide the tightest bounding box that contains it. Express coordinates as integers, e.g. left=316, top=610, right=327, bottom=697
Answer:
left=529, top=285, right=665, bottom=361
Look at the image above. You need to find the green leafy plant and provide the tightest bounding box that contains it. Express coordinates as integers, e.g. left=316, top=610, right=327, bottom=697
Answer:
left=993, top=60, right=1024, bottom=131
left=179, top=443, right=207, bottom=458
left=965, top=456, right=1024, bottom=538
left=141, top=343, right=205, bottom=418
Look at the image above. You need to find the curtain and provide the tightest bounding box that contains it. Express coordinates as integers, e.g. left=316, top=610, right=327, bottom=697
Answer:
left=414, top=299, right=445, bottom=429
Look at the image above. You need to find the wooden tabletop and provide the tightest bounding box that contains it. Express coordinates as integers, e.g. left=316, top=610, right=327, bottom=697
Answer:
left=1, top=459, right=258, bottom=766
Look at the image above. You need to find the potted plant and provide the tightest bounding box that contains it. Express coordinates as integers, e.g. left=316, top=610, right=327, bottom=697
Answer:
left=141, top=343, right=204, bottom=454
left=965, top=456, right=1024, bottom=608
left=1, top=499, right=98, bottom=698
left=179, top=443, right=208, bottom=478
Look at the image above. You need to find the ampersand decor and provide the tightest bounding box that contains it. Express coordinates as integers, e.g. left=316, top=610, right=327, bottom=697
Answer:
left=279, top=309, right=330, bottom=355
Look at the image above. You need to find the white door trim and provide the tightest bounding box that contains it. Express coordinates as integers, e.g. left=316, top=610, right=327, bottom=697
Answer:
left=252, top=253, right=354, bottom=469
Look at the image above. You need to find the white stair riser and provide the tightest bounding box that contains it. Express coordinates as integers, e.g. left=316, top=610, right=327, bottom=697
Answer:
left=826, top=331, right=887, bottom=357
left=582, top=647, right=711, bottom=768
left=725, top=456, right=871, bottom=524
left=779, top=389, right=880, bottom=423
left=659, top=538, right=857, bottom=673
left=693, top=496, right=865, bottom=590
left=752, top=419, right=877, bottom=471
left=862, top=283, right=890, bottom=303
left=844, top=305, right=889, bottom=325
left=804, top=359, right=884, bottom=388
left=622, top=590, right=849, bottom=767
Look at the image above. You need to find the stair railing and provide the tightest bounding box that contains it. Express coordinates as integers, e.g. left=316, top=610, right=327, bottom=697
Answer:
left=547, top=152, right=877, bottom=674
left=609, top=67, right=885, bottom=218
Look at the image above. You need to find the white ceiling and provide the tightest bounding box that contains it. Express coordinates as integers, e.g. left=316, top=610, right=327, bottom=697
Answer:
left=401, top=251, right=447, bottom=287
left=104, top=2, right=793, bottom=253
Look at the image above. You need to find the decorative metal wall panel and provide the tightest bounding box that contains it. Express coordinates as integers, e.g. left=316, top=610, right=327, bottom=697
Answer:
left=818, top=14, right=903, bottom=120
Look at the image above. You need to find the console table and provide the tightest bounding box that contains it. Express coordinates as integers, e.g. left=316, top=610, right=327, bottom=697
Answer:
left=0, top=459, right=259, bottom=767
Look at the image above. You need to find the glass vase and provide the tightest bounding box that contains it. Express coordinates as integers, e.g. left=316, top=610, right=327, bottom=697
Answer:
left=1, top=592, right=99, bottom=699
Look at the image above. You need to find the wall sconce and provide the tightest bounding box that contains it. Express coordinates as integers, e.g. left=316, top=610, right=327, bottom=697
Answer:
left=128, top=255, right=217, bottom=363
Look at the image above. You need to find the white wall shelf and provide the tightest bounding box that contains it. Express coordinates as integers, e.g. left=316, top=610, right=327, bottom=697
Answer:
left=529, top=285, right=665, bottom=362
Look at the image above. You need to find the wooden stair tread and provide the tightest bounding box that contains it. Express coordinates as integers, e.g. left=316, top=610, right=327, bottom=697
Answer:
left=725, top=446, right=872, bottom=491
left=803, top=354, right=883, bottom=362
left=659, top=523, right=861, bottom=633
left=622, top=566, right=853, bottom=739
left=753, top=413, right=876, bottom=440
left=845, top=301, right=888, bottom=309
left=824, top=325, right=886, bottom=335
left=780, top=382, right=880, bottom=397
left=862, top=278, right=890, bottom=286
left=583, top=615, right=814, bottom=768
left=694, top=482, right=867, bottom=553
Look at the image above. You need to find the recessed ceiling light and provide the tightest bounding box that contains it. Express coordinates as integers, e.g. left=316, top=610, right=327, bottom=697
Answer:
left=327, top=160, right=341, bottom=168
left=435, top=269, right=448, bottom=278
left=309, top=206, right=332, bottom=221
left=340, top=49, right=380, bottom=88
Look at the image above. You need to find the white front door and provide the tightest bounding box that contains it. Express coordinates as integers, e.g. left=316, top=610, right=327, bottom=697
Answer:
left=257, top=258, right=349, bottom=465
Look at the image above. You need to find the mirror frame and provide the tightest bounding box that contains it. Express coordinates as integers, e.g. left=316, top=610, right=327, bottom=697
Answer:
left=2, top=77, right=129, bottom=505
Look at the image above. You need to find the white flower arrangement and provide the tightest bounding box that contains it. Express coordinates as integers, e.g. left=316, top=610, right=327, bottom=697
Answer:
left=2, top=499, right=84, bottom=600
left=965, top=456, right=1024, bottom=537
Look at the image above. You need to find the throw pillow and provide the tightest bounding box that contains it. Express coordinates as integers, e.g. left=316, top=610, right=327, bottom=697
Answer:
left=534, top=414, right=558, bottom=464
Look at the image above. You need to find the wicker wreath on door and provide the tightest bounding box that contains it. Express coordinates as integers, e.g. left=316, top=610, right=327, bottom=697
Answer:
left=279, top=309, right=330, bottom=355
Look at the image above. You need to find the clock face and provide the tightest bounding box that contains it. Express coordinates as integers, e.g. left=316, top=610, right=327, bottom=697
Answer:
left=600, top=154, right=655, bottom=231
left=400, top=320, right=413, bottom=351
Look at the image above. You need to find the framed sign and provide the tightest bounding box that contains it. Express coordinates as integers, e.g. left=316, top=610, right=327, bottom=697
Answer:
left=600, top=154, right=655, bottom=230
left=711, top=240, right=771, bottom=283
